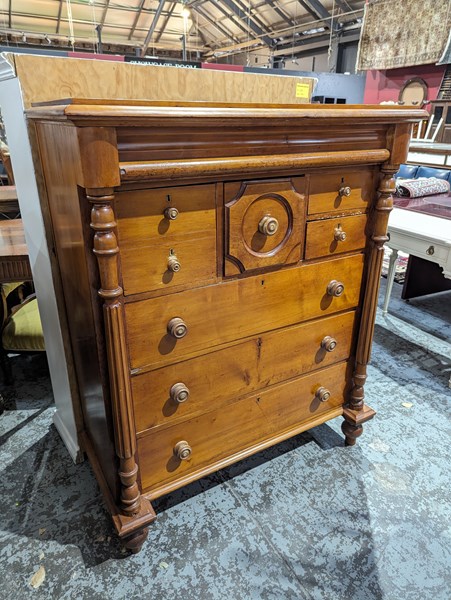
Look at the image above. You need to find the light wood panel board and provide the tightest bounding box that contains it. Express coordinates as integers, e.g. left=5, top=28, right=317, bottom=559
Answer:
left=9, top=54, right=314, bottom=109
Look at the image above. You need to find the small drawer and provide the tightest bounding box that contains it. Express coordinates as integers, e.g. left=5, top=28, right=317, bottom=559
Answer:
left=137, top=361, right=350, bottom=497
left=116, top=184, right=216, bottom=295
left=224, top=178, right=306, bottom=275
left=308, top=169, right=374, bottom=215
left=305, top=214, right=368, bottom=260
left=132, top=310, right=357, bottom=433
left=125, top=253, right=365, bottom=370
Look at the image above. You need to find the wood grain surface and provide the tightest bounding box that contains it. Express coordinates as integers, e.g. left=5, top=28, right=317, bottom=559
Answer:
left=308, top=168, right=375, bottom=215
left=116, top=126, right=388, bottom=163
left=116, top=184, right=217, bottom=295
left=125, top=253, right=365, bottom=370
left=225, top=179, right=306, bottom=274
left=138, top=361, right=350, bottom=497
left=28, top=91, right=418, bottom=552
left=35, top=121, right=119, bottom=498
left=118, top=151, right=390, bottom=183
left=0, top=219, right=32, bottom=282
left=305, top=214, right=368, bottom=260
left=132, top=310, right=356, bottom=433
left=12, top=54, right=314, bottom=108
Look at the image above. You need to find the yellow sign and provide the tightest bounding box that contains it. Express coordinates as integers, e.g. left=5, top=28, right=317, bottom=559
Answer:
left=295, top=83, right=310, bottom=99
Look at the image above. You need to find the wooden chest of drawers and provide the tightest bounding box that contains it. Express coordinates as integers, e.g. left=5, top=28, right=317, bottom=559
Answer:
left=28, top=100, right=423, bottom=553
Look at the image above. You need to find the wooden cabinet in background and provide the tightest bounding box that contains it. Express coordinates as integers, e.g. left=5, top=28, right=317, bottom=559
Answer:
left=28, top=100, right=424, bottom=553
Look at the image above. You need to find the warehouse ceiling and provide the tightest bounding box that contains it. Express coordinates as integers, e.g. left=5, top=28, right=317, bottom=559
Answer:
left=0, top=1, right=365, bottom=59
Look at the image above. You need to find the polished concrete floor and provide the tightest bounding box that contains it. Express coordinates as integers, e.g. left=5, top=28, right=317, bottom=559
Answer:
left=0, top=278, right=450, bottom=600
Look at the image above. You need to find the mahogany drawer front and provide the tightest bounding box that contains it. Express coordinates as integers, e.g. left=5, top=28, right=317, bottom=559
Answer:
left=224, top=178, right=306, bottom=275
left=125, top=253, right=365, bottom=370
left=132, top=310, right=357, bottom=433
left=115, top=184, right=217, bottom=295
left=138, top=361, right=350, bottom=496
left=308, top=169, right=374, bottom=215
left=305, top=214, right=368, bottom=260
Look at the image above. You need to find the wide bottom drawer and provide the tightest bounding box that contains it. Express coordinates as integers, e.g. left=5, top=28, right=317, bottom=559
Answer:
left=138, top=361, right=350, bottom=498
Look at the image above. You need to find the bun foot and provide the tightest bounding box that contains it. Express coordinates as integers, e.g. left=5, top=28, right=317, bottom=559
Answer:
left=341, top=420, right=363, bottom=446
left=123, top=527, right=149, bottom=554
left=342, top=404, right=376, bottom=447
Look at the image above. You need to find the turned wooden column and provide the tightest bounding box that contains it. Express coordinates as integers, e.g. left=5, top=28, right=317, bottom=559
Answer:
left=342, top=123, right=412, bottom=446
left=79, top=127, right=155, bottom=553
left=89, top=196, right=142, bottom=516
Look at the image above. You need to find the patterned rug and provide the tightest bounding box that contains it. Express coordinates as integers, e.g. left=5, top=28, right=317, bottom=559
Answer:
left=357, top=0, right=451, bottom=70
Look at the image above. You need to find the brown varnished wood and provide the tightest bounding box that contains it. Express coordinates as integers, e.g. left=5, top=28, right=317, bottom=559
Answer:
left=224, top=178, right=305, bottom=275
left=89, top=197, right=144, bottom=517
left=138, top=361, right=351, bottom=497
left=80, top=431, right=156, bottom=553
left=125, top=253, right=365, bottom=370
left=112, top=124, right=385, bottom=162
left=34, top=122, right=118, bottom=497
left=77, top=127, right=120, bottom=189
left=29, top=98, right=418, bottom=552
left=0, top=219, right=28, bottom=257
left=308, top=169, right=375, bottom=215
left=25, top=120, right=86, bottom=456
left=143, top=405, right=344, bottom=500
left=305, top=214, right=368, bottom=260
left=115, top=184, right=217, bottom=295
left=342, top=405, right=377, bottom=446
left=27, top=101, right=427, bottom=128
left=115, top=126, right=389, bottom=163
left=118, top=150, right=389, bottom=183
left=132, top=310, right=356, bottom=433
left=347, top=123, right=412, bottom=417
left=0, top=186, right=19, bottom=215
left=0, top=219, right=32, bottom=283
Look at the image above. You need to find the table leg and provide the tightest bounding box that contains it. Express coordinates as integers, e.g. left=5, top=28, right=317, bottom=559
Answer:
left=383, top=248, right=399, bottom=315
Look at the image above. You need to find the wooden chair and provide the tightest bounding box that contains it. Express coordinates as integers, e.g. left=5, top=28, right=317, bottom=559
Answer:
left=0, top=282, right=45, bottom=384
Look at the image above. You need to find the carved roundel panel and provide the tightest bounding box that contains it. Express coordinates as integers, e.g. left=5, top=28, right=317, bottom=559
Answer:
left=242, top=193, right=292, bottom=256
left=225, top=179, right=305, bottom=275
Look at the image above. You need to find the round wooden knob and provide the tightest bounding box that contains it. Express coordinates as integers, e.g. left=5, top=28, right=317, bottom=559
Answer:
left=167, top=317, right=188, bottom=339
left=315, top=386, right=331, bottom=403
left=167, top=254, right=181, bottom=272
left=170, top=382, right=190, bottom=404
left=339, top=186, right=351, bottom=197
left=321, top=336, right=337, bottom=352
left=327, top=280, right=345, bottom=297
left=258, top=215, right=279, bottom=236
left=174, top=440, right=192, bottom=460
left=164, top=207, right=179, bottom=220
left=334, top=226, right=347, bottom=242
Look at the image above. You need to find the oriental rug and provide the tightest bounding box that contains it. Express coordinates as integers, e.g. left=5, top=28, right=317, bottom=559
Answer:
left=357, top=0, right=451, bottom=71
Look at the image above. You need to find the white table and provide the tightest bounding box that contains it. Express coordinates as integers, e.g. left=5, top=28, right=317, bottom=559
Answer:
left=383, top=207, right=451, bottom=315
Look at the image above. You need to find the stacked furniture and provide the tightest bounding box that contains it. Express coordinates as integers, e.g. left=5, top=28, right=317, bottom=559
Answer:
left=28, top=100, right=423, bottom=553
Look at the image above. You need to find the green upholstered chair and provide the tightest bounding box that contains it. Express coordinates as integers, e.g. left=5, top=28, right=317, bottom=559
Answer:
left=0, top=282, right=45, bottom=384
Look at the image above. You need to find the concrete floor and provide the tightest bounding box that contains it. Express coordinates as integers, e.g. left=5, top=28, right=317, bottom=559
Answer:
left=0, top=278, right=450, bottom=600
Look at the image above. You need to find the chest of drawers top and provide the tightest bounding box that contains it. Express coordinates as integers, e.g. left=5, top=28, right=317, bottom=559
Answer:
left=28, top=99, right=424, bottom=554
